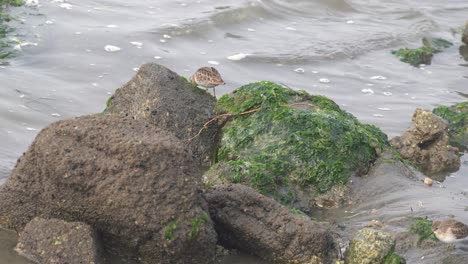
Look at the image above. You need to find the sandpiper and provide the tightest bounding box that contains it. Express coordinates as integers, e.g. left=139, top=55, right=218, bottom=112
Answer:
left=432, top=219, right=468, bottom=243
left=190, top=66, right=225, bottom=97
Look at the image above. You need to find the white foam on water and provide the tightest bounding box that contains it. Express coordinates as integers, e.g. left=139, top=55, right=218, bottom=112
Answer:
left=294, top=68, right=305, bottom=73
left=319, top=78, right=330, bottom=83
left=370, top=75, right=387, bottom=80
left=130, top=41, right=143, bottom=47
left=104, top=45, right=121, bottom=52
left=361, top=88, right=374, bottom=94
left=227, top=53, right=248, bottom=61
left=60, top=3, right=73, bottom=10
left=107, top=25, right=119, bottom=28
left=208, top=61, right=219, bottom=65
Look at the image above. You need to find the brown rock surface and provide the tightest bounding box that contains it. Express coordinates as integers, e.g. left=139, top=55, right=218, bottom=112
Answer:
left=15, top=217, right=99, bottom=264
left=204, top=184, right=338, bottom=264
left=0, top=63, right=219, bottom=263
left=390, top=108, right=460, bottom=175
left=106, top=63, right=218, bottom=167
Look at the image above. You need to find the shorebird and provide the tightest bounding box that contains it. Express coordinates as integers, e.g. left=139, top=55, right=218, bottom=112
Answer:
left=432, top=219, right=468, bottom=243
left=190, top=67, right=225, bottom=97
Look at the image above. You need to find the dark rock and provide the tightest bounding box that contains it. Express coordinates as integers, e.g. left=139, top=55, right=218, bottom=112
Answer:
left=106, top=63, right=218, bottom=167
left=15, top=217, right=99, bottom=264
left=204, top=184, right=339, bottom=264
left=0, top=113, right=217, bottom=263
left=390, top=108, right=460, bottom=175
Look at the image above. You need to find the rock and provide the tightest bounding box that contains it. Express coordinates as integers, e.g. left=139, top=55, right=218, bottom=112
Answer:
left=390, top=108, right=460, bottom=175
left=15, top=217, right=99, bottom=264
left=433, top=102, right=468, bottom=151
left=423, top=177, right=433, bottom=186
left=462, top=22, right=468, bottom=45
left=345, top=228, right=397, bottom=264
left=391, top=38, right=453, bottom=67
left=205, top=81, right=388, bottom=212
left=0, top=113, right=217, bottom=263
left=106, top=63, right=218, bottom=167
left=460, top=45, right=468, bottom=61
left=204, top=184, right=339, bottom=264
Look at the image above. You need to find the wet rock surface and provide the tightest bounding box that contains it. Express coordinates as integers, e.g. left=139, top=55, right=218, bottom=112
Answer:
left=15, top=217, right=99, bottom=264
left=0, top=64, right=218, bottom=263
left=463, top=22, right=468, bottom=45
left=390, top=108, right=460, bottom=175
left=106, top=63, right=218, bottom=167
left=345, top=228, right=398, bottom=264
left=433, top=101, right=468, bottom=151
left=204, top=183, right=339, bottom=264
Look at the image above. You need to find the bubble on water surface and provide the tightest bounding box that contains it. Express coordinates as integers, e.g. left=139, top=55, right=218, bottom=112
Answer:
left=107, top=25, right=119, bottom=28
left=383, top=92, right=392, bottom=96
left=163, top=34, right=172, bottom=39
left=26, top=127, right=37, bottom=131
left=285, top=27, right=297, bottom=31
left=319, top=78, right=330, bottom=83
left=208, top=61, right=219, bottom=65
left=247, top=28, right=256, bottom=32
left=294, top=68, right=305, bottom=73
left=378, top=108, right=390, bottom=111
left=347, top=20, right=355, bottom=24
left=104, top=45, right=121, bottom=52
left=154, top=56, right=162, bottom=60
left=51, top=113, right=61, bottom=117
left=370, top=75, right=387, bottom=80
left=45, top=20, right=54, bottom=25
left=130, top=41, right=143, bottom=47
left=60, top=3, right=72, bottom=10
left=361, top=89, right=374, bottom=94
left=227, top=53, right=249, bottom=61
left=373, top=114, right=384, bottom=117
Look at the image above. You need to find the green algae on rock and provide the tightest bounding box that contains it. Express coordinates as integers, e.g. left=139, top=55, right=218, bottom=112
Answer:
left=409, top=218, right=438, bottom=242
left=433, top=102, right=468, bottom=150
left=392, top=38, right=453, bottom=67
left=0, top=0, right=24, bottom=60
left=205, top=81, right=388, bottom=210
left=346, top=228, right=399, bottom=264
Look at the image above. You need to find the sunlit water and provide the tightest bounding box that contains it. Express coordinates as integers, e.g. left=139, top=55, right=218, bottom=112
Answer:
left=0, top=0, right=467, bottom=263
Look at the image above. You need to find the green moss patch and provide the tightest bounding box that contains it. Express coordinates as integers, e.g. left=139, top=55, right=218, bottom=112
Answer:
left=392, top=38, right=453, bottom=67
left=409, top=218, right=437, bottom=241
left=165, top=221, right=177, bottom=240
left=189, top=214, right=208, bottom=239
left=207, top=81, right=388, bottom=206
left=0, top=0, right=24, bottom=60
left=433, top=102, right=468, bottom=150
left=384, top=252, right=403, bottom=264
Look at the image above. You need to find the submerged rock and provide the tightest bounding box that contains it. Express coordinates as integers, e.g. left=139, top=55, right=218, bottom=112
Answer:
left=463, top=22, right=468, bottom=45
left=345, top=228, right=399, bottom=264
left=15, top=217, right=99, bottom=264
left=433, top=101, right=468, bottom=151
left=205, top=81, right=387, bottom=212
left=0, top=64, right=218, bottom=263
left=105, top=63, right=218, bottom=167
left=390, top=108, right=460, bottom=176
left=204, top=184, right=339, bottom=264
left=392, top=38, right=453, bottom=67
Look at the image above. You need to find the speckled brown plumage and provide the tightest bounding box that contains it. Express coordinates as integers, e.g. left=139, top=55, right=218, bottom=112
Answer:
left=190, top=67, right=225, bottom=96
left=432, top=219, right=468, bottom=243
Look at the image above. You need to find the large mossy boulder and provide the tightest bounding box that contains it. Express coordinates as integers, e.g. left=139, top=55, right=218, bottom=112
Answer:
left=204, top=81, right=388, bottom=211
left=204, top=184, right=338, bottom=264
left=433, top=102, right=468, bottom=150
left=346, top=228, right=400, bottom=264
left=15, top=217, right=99, bottom=264
left=390, top=108, right=460, bottom=176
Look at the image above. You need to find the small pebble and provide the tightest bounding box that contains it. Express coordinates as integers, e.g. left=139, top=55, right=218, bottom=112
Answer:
left=424, top=178, right=433, bottom=186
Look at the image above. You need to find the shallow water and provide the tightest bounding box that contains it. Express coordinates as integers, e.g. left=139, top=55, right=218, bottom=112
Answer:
left=0, top=0, right=467, bottom=263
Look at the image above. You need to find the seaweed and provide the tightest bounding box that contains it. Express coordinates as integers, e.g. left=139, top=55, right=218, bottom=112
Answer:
left=207, top=81, right=388, bottom=205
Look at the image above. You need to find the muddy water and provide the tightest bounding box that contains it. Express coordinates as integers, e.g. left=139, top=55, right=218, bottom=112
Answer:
left=0, top=0, right=467, bottom=263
